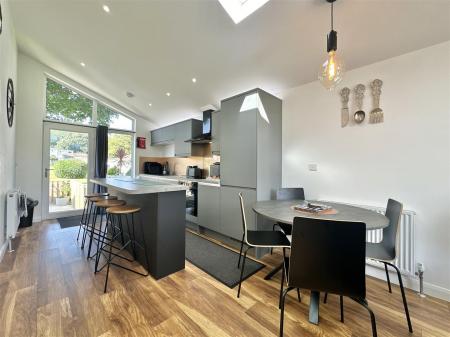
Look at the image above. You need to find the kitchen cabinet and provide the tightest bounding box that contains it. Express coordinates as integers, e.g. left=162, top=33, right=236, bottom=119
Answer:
left=219, top=186, right=256, bottom=240
left=150, top=119, right=203, bottom=156
left=220, top=96, right=257, bottom=188
left=174, top=119, right=203, bottom=157
left=211, top=110, right=221, bottom=154
left=150, top=125, right=174, bottom=145
left=198, top=184, right=220, bottom=233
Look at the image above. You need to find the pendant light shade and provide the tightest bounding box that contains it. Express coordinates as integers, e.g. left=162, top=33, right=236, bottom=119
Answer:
left=319, top=0, right=344, bottom=90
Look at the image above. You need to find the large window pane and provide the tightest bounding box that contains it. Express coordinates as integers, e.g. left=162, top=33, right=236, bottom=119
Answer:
left=98, top=103, right=133, bottom=131
left=107, top=133, right=133, bottom=176
left=46, top=79, right=93, bottom=125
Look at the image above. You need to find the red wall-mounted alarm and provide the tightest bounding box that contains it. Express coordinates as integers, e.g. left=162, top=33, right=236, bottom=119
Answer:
left=136, top=137, right=146, bottom=149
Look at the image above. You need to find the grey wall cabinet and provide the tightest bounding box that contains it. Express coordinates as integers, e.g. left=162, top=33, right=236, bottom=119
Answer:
left=150, top=125, right=174, bottom=145
left=220, top=96, right=257, bottom=188
left=174, top=119, right=203, bottom=157
left=198, top=184, right=220, bottom=233
left=219, top=186, right=256, bottom=240
left=211, top=110, right=221, bottom=154
left=150, top=119, right=203, bottom=157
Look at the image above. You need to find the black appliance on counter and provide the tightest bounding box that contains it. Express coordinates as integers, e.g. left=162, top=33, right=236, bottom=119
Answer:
left=186, top=165, right=202, bottom=179
left=144, top=162, right=163, bottom=175
left=209, top=162, right=220, bottom=178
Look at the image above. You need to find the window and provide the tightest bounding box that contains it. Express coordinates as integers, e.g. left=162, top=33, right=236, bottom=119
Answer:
left=46, top=78, right=93, bottom=125
left=107, top=132, right=133, bottom=177
left=45, top=78, right=135, bottom=131
left=98, top=103, right=134, bottom=131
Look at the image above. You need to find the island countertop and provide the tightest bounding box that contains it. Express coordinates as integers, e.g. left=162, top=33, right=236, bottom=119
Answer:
left=91, top=177, right=187, bottom=194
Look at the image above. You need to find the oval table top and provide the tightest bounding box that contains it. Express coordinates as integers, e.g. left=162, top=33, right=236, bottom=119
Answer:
left=253, top=200, right=389, bottom=230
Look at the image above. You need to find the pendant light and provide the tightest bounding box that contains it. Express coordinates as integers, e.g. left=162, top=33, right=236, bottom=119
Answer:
left=318, top=0, right=344, bottom=90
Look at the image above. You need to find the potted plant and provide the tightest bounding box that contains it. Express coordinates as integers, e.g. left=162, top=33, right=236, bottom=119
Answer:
left=55, top=181, right=71, bottom=206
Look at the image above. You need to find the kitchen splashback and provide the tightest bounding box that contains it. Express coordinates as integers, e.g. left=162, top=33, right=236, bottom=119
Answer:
left=139, top=156, right=217, bottom=177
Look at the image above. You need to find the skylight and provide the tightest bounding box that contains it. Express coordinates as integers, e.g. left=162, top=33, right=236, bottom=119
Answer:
left=218, top=0, right=270, bottom=24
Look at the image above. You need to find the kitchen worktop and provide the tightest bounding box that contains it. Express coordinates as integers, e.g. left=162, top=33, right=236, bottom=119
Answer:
left=91, top=177, right=187, bottom=194
left=139, top=174, right=221, bottom=186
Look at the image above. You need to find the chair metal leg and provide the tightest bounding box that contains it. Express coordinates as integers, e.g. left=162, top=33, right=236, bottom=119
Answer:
left=77, top=198, right=88, bottom=241
left=384, top=262, right=392, bottom=293
left=237, top=247, right=249, bottom=298
left=386, top=262, right=413, bottom=333
left=279, top=287, right=294, bottom=337
left=323, top=292, right=328, bottom=303
left=237, top=234, right=244, bottom=268
left=86, top=207, right=99, bottom=259
left=271, top=224, right=277, bottom=255
left=279, top=248, right=286, bottom=309
left=297, top=288, right=301, bottom=302
left=340, top=296, right=344, bottom=322
left=104, top=224, right=115, bottom=293
left=351, top=298, right=377, bottom=337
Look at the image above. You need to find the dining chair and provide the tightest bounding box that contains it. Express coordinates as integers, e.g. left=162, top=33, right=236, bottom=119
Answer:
left=280, top=217, right=377, bottom=337
left=271, top=187, right=305, bottom=254
left=237, top=192, right=292, bottom=301
left=366, top=198, right=413, bottom=333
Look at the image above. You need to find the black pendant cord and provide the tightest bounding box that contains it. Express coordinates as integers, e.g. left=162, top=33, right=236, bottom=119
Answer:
left=331, top=2, right=334, bottom=31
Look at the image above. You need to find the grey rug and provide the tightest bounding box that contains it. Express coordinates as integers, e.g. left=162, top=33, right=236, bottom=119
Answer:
left=185, top=231, right=265, bottom=288
left=58, top=215, right=82, bottom=229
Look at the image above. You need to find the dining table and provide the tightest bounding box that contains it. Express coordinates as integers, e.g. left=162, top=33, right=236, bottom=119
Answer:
left=252, top=199, right=389, bottom=325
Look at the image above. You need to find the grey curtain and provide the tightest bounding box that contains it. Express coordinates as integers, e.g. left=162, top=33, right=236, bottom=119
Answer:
left=94, top=125, right=108, bottom=193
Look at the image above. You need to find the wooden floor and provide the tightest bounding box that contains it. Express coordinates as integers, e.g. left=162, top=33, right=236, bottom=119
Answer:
left=0, top=220, right=449, bottom=337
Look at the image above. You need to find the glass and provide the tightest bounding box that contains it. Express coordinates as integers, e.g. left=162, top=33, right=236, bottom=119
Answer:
left=46, top=79, right=93, bottom=125
left=98, top=103, right=133, bottom=131
left=107, top=132, right=133, bottom=177
left=48, top=130, right=89, bottom=213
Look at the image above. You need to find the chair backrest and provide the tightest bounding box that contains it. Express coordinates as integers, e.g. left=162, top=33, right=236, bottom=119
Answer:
left=276, top=188, right=305, bottom=201
left=288, top=217, right=367, bottom=299
left=238, top=192, right=248, bottom=240
left=381, top=198, right=403, bottom=260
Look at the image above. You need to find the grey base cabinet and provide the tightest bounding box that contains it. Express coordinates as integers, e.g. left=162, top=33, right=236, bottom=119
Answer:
left=198, top=185, right=220, bottom=232
left=219, top=186, right=256, bottom=240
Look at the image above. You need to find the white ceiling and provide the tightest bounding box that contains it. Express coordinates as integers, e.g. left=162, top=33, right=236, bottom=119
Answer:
left=10, top=0, right=450, bottom=127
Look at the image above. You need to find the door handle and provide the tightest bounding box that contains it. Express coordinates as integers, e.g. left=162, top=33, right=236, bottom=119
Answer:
left=45, top=168, right=53, bottom=178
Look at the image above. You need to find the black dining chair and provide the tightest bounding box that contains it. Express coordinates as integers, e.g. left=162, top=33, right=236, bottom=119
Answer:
left=271, top=187, right=305, bottom=254
left=280, top=217, right=377, bottom=337
left=366, top=199, right=413, bottom=333
left=237, top=192, right=291, bottom=301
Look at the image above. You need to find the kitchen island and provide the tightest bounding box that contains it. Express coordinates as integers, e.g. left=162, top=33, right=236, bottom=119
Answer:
left=91, top=177, right=187, bottom=279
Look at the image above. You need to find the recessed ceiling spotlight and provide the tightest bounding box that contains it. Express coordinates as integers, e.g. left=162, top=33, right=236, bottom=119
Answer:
left=80, top=62, right=86, bottom=67
left=148, top=103, right=152, bottom=107
left=166, top=92, right=171, bottom=97
left=192, top=78, right=197, bottom=83
left=102, top=4, right=110, bottom=13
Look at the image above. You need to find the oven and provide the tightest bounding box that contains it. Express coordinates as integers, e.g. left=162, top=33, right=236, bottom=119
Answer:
left=178, top=180, right=198, bottom=218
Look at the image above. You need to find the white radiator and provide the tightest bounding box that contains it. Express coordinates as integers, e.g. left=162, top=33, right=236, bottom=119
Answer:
left=358, top=204, right=416, bottom=277
left=6, top=191, right=20, bottom=240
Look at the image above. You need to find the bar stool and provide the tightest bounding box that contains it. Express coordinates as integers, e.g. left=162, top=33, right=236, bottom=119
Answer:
left=101, top=205, right=150, bottom=293
left=85, top=197, right=125, bottom=260
left=77, top=192, right=109, bottom=242
left=80, top=195, right=117, bottom=249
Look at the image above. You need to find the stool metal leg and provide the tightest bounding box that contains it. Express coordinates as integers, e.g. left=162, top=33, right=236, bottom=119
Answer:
left=77, top=198, right=88, bottom=241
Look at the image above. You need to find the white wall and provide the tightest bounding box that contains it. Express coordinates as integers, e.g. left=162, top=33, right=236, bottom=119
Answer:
left=0, top=0, right=18, bottom=258
left=15, top=53, right=163, bottom=222
left=282, top=42, right=450, bottom=299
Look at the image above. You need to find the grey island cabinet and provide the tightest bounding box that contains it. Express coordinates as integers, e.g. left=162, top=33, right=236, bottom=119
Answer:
left=90, top=177, right=187, bottom=280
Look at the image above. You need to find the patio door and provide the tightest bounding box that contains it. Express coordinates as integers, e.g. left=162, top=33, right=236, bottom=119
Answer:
left=42, top=122, right=95, bottom=219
